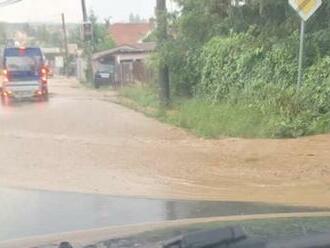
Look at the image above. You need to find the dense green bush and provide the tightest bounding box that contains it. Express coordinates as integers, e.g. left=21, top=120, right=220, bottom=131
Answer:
left=161, top=41, right=202, bottom=96
left=198, top=33, right=263, bottom=102
left=145, top=0, right=330, bottom=138
left=188, top=33, right=330, bottom=138
left=197, top=32, right=301, bottom=100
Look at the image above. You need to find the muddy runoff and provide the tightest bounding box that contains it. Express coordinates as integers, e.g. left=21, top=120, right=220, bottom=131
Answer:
left=1, top=78, right=330, bottom=215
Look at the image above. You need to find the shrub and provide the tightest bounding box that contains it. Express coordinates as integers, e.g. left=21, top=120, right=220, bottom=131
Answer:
left=197, top=33, right=263, bottom=102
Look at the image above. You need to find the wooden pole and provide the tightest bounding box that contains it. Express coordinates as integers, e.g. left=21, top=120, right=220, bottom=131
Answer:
left=61, top=13, right=69, bottom=76
left=156, top=0, right=170, bottom=105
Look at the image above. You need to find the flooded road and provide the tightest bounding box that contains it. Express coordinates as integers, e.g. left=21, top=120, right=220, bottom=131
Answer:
left=1, top=77, right=330, bottom=214
left=1, top=187, right=328, bottom=242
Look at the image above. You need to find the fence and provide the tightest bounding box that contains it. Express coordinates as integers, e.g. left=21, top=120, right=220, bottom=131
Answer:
left=116, top=60, right=153, bottom=86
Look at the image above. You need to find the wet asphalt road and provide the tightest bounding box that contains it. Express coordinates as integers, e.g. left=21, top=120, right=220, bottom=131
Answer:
left=1, top=187, right=328, bottom=242
left=1, top=78, right=330, bottom=207
left=1, top=77, right=330, bottom=244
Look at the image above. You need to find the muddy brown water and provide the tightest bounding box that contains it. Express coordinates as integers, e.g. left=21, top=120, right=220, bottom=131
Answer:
left=2, top=79, right=330, bottom=243
left=2, top=79, right=330, bottom=209
left=0, top=187, right=329, bottom=242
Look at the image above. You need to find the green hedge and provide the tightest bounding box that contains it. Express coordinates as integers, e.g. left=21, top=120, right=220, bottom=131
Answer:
left=187, top=33, right=330, bottom=138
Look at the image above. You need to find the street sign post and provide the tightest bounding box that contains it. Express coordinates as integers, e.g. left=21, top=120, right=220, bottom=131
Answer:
left=82, top=22, right=93, bottom=42
left=289, top=0, right=322, bottom=87
left=289, top=0, right=322, bottom=21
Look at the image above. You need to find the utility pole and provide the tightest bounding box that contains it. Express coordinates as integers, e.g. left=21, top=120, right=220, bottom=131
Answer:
left=61, top=13, right=69, bottom=77
left=81, top=0, right=94, bottom=84
left=297, top=20, right=305, bottom=88
left=81, top=0, right=88, bottom=22
left=156, top=0, right=170, bottom=105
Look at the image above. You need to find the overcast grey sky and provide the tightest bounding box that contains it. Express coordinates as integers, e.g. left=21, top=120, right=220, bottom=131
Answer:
left=0, top=0, right=176, bottom=23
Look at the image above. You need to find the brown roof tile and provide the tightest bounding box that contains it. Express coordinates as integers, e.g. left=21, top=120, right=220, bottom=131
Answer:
left=92, top=42, right=156, bottom=60
left=109, top=22, right=153, bottom=46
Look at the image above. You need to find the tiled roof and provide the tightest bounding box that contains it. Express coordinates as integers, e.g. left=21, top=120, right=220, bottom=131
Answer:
left=92, top=42, right=156, bottom=60
left=130, top=42, right=156, bottom=51
left=109, top=22, right=153, bottom=45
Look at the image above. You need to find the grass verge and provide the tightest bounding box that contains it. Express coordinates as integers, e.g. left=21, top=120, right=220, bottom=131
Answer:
left=117, top=85, right=330, bottom=139
left=117, top=85, right=272, bottom=138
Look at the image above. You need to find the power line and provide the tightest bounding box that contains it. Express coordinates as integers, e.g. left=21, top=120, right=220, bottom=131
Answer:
left=0, top=0, right=22, bottom=7
left=0, top=0, right=21, bottom=4
left=0, top=0, right=23, bottom=8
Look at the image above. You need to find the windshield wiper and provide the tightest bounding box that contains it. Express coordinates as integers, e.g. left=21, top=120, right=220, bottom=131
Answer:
left=162, top=226, right=330, bottom=248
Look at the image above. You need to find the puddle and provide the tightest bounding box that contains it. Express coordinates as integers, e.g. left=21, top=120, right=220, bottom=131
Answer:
left=0, top=187, right=328, bottom=242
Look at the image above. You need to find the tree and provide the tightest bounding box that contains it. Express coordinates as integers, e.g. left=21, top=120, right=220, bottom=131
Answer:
left=68, top=25, right=83, bottom=47
left=129, top=13, right=135, bottom=23
left=129, top=13, right=144, bottom=23
left=159, top=0, right=330, bottom=97
left=33, top=25, right=62, bottom=47
left=0, top=22, right=7, bottom=46
left=104, top=17, right=111, bottom=29
left=89, top=10, right=115, bottom=52
left=22, top=23, right=35, bottom=37
left=36, top=25, right=50, bottom=45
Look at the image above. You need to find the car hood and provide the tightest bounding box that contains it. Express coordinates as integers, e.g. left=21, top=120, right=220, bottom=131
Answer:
left=2, top=212, right=330, bottom=248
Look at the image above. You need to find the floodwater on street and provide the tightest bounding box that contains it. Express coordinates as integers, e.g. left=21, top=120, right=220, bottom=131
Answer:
left=1, top=78, right=330, bottom=214
left=1, top=187, right=328, bottom=242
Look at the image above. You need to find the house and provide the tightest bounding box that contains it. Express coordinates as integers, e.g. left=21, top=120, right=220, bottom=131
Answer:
left=42, top=47, right=62, bottom=74
left=92, top=42, right=156, bottom=85
left=109, top=22, right=154, bottom=46
left=42, top=44, right=79, bottom=75
left=89, top=21, right=156, bottom=85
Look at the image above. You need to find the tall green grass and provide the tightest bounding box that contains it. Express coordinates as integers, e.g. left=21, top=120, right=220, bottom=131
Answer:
left=166, top=99, right=280, bottom=138
left=119, top=85, right=160, bottom=109
left=118, top=85, right=330, bottom=139
left=118, top=86, right=279, bottom=138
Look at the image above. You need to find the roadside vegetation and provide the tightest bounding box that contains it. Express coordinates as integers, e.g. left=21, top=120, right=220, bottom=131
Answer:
left=119, top=0, right=330, bottom=139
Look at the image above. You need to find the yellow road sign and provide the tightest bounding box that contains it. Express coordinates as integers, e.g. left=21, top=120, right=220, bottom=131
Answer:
left=289, top=0, right=322, bottom=21
left=298, top=0, right=316, bottom=13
